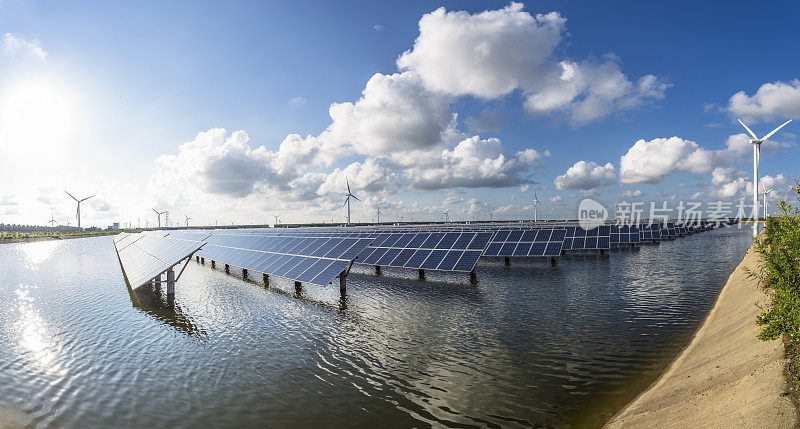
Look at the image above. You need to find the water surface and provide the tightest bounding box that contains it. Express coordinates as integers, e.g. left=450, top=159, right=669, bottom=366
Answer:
left=0, top=227, right=753, bottom=427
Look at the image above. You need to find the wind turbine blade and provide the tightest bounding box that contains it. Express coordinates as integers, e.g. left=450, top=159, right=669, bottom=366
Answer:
left=343, top=196, right=349, bottom=207
left=65, top=191, right=78, bottom=201
left=80, top=195, right=95, bottom=202
left=761, top=119, right=792, bottom=141
left=153, top=208, right=159, bottom=215
left=346, top=179, right=351, bottom=194
left=737, top=119, right=758, bottom=139
left=352, top=195, right=361, bottom=201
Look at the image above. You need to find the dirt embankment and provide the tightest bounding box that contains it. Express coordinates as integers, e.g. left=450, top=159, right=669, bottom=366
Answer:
left=605, top=246, right=797, bottom=428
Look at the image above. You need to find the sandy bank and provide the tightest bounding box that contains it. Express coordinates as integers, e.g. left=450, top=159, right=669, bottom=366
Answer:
left=605, top=247, right=797, bottom=428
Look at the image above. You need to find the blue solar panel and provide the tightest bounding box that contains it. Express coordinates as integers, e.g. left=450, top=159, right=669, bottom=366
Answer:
left=404, top=249, right=432, bottom=268
left=453, top=251, right=481, bottom=272
left=437, top=250, right=463, bottom=271
left=421, top=250, right=447, bottom=269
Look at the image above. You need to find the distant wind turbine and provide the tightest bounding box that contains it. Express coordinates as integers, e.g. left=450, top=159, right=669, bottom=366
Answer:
left=152, top=208, right=166, bottom=228
left=443, top=209, right=449, bottom=223
left=48, top=214, right=57, bottom=227
left=763, top=189, right=773, bottom=218
left=376, top=205, right=382, bottom=224
left=738, top=118, right=792, bottom=236
left=65, top=191, right=94, bottom=229
left=184, top=213, right=193, bottom=228
left=343, top=178, right=360, bottom=226
left=273, top=214, right=280, bottom=227
left=533, top=191, right=541, bottom=222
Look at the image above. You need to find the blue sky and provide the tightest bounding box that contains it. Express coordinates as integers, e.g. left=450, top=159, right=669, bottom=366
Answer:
left=1, top=0, right=799, bottom=227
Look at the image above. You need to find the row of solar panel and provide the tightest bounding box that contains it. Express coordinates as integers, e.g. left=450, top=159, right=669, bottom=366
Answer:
left=368, top=231, right=492, bottom=250
left=197, top=245, right=352, bottom=286
left=357, top=247, right=482, bottom=272
left=203, top=235, right=372, bottom=261
left=489, top=228, right=567, bottom=244
left=482, top=241, right=562, bottom=257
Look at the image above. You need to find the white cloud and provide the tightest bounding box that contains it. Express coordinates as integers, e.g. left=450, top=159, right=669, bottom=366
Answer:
left=326, top=72, right=454, bottom=155
left=525, top=58, right=668, bottom=124
left=619, top=137, right=716, bottom=184
left=397, top=135, right=548, bottom=190
left=760, top=174, right=787, bottom=194
left=554, top=160, right=615, bottom=190
left=519, top=184, right=530, bottom=192
left=1, top=194, right=19, bottom=206
left=397, top=3, right=667, bottom=124
left=1, top=33, right=47, bottom=59
left=316, top=158, right=399, bottom=198
left=728, top=79, right=800, bottom=122
left=289, top=97, right=307, bottom=106
left=550, top=195, right=562, bottom=203
left=618, top=190, right=642, bottom=197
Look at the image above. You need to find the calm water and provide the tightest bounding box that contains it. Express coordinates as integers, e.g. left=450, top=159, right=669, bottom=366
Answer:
left=0, top=227, right=754, bottom=428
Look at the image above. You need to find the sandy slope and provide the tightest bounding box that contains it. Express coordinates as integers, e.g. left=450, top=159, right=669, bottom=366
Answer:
left=605, top=247, right=797, bottom=428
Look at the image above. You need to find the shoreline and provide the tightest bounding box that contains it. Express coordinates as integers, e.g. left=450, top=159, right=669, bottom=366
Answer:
left=0, top=233, right=116, bottom=245
left=604, top=245, right=797, bottom=428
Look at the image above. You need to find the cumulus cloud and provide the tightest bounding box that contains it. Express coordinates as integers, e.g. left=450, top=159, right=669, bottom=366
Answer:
left=316, top=158, right=400, bottom=197
left=550, top=195, right=562, bottom=203
left=1, top=194, right=18, bottom=206
left=619, top=137, right=717, bottom=184
left=554, top=160, right=616, bottom=190
left=397, top=3, right=667, bottom=124
left=326, top=72, right=454, bottom=154
left=1, top=33, right=47, bottom=59
left=728, top=79, right=800, bottom=122
left=397, top=135, right=548, bottom=190
left=525, top=58, right=668, bottom=124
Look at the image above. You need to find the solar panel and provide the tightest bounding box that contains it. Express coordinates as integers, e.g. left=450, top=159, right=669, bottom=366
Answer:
left=483, top=228, right=566, bottom=257
left=114, top=233, right=205, bottom=290
left=355, top=231, right=490, bottom=272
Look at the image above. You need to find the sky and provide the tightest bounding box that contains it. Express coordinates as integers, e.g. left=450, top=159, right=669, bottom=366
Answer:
left=1, top=0, right=799, bottom=227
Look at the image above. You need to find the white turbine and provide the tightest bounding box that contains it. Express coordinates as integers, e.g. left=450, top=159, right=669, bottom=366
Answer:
left=65, top=191, right=94, bottom=229
left=343, top=178, right=360, bottom=226
left=443, top=209, right=449, bottom=223
left=738, top=118, right=791, bottom=236
left=376, top=205, right=382, bottom=224
left=763, top=189, right=773, bottom=218
left=184, top=213, right=192, bottom=228
left=533, top=191, right=541, bottom=222
left=152, top=208, right=166, bottom=228
left=48, top=214, right=57, bottom=227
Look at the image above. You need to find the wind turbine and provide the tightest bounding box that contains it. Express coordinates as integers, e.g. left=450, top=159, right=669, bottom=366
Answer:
left=273, top=214, right=280, bottom=227
left=738, top=118, right=792, bottom=236
left=443, top=209, right=449, bottom=223
left=533, top=191, right=541, bottom=222
left=152, top=208, right=166, bottom=228
left=763, top=189, right=773, bottom=219
left=343, top=178, right=360, bottom=226
left=48, top=214, right=57, bottom=227
left=376, top=205, right=382, bottom=224
left=65, top=191, right=94, bottom=229
left=184, top=213, right=192, bottom=228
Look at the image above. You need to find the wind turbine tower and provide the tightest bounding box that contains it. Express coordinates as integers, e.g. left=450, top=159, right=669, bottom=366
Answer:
left=184, top=214, right=193, bottom=228
left=152, top=208, right=166, bottom=228
left=737, top=118, right=792, bottom=236
left=273, top=214, right=280, bottom=227
left=65, top=191, right=94, bottom=229
left=443, top=209, right=449, bottom=223
left=533, top=191, right=541, bottom=222
left=376, top=205, right=382, bottom=224
left=342, top=179, right=360, bottom=226
left=763, top=189, right=773, bottom=218
left=48, top=214, right=57, bottom=227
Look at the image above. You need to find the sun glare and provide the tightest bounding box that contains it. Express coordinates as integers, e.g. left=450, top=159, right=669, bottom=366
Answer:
left=0, top=79, right=79, bottom=159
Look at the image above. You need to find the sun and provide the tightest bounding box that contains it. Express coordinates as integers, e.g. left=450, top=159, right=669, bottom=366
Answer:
left=0, top=79, right=79, bottom=159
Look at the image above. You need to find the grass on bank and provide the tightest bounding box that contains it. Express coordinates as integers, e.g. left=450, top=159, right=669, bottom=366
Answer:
left=752, top=178, right=800, bottom=392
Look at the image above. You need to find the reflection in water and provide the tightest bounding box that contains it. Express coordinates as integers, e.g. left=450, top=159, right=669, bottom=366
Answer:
left=19, top=240, right=62, bottom=267
left=14, top=284, right=65, bottom=376
left=127, top=283, right=206, bottom=339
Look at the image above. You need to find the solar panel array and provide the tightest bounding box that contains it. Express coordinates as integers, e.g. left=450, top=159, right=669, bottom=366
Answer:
left=357, top=231, right=491, bottom=272
left=482, top=228, right=565, bottom=257
left=114, top=217, right=734, bottom=291
left=196, top=233, right=373, bottom=286
left=561, top=226, right=611, bottom=251
left=114, top=232, right=206, bottom=290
